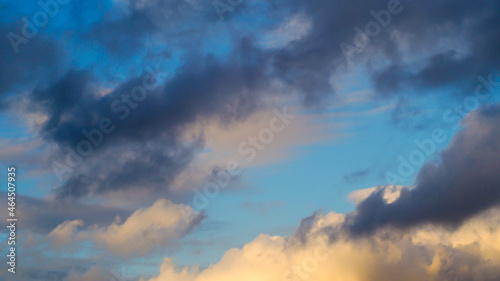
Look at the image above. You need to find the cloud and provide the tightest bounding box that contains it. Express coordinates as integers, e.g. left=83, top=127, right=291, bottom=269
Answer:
left=48, top=219, right=84, bottom=248
left=366, top=0, right=500, bottom=93
left=348, top=185, right=404, bottom=205
left=143, top=208, right=500, bottom=281
left=54, top=139, right=203, bottom=200
left=47, top=199, right=205, bottom=257
left=5, top=0, right=499, bottom=204
left=345, top=104, right=500, bottom=235
left=258, top=13, right=313, bottom=49
left=4, top=0, right=500, bottom=111
left=343, top=169, right=370, bottom=183
left=93, top=199, right=204, bottom=257
left=2, top=0, right=500, bottom=280
left=84, top=0, right=214, bottom=57
left=29, top=50, right=276, bottom=199
left=268, top=0, right=500, bottom=101
left=6, top=193, right=132, bottom=233
left=142, top=103, right=500, bottom=280
left=0, top=24, right=62, bottom=103
left=184, top=105, right=344, bottom=169
left=146, top=258, right=199, bottom=281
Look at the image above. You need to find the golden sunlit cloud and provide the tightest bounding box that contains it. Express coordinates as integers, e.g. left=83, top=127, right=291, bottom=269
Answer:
left=143, top=206, right=500, bottom=281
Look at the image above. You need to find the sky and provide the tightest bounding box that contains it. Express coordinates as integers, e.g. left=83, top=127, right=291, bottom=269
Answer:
left=0, top=0, right=500, bottom=280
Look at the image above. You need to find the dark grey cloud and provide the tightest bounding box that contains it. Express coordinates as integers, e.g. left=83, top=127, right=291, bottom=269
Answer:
left=36, top=51, right=268, bottom=145
left=86, top=9, right=159, bottom=58
left=269, top=0, right=386, bottom=102
left=31, top=70, right=93, bottom=135
left=84, top=0, right=217, bottom=58
left=294, top=210, right=322, bottom=244
left=263, top=0, right=500, bottom=99
left=4, top=0, right=500, bottom=105
left=5, top=0, right=500, bottom=203
left=54, top=139, right=202, bottom=199
left=345, top=104, right=500, bottom=235
left=0, top=24, right=62, bottom=102
left=343, top=169, right=370, bottom=183
left=31, top=46, right=271, bottom=199
left=372, top=52, right=487, bottom=94
left=368, top=0, right=500, bottom=94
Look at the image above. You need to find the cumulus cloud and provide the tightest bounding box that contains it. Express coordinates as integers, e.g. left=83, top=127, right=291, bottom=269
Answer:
left=143, top=208, right=500, bottom=281
left=47, top=199, right=204, bottom=257
left=141, top=103, right=500, bottom=281
left=93, top=199, right=204, bottom=257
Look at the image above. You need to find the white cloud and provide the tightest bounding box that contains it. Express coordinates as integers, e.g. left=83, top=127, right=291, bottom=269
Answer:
left=143, top=207, right=500, bottom=281
left=348, top=185, right=405, bottom=204
left=259, top=14, right=313, bottom=49
left=48, top=199, right=203, bottom=258
left=93, top=199, right=202, bottom=257
left=47, top=219, right=84, bottom=248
